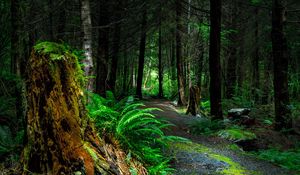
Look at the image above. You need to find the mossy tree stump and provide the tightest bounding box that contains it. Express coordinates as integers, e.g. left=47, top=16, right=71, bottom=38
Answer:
left=186, top=86, right=201, bottom=116
left=21, top=42, right=146, bottom=175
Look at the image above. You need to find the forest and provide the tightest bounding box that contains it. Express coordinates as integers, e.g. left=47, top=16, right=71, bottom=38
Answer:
left=0, top=0, right=300, bottom=174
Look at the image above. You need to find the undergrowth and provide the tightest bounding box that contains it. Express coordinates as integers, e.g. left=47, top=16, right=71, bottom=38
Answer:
left=189, top=118, right=256, bottom=142
left=254, top=148, right=300, bottom=171
left=87, top=91, right=186, bottom=174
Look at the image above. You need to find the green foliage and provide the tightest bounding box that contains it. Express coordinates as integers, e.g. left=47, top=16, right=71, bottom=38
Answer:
left=87, top=91, right=185, bottom=174
left=200, top=100, right=211, bottom=116
left=189, top=117, right=256, bottom=142
left=34, top=41, right=86, bottom=62
left=189, top=118, right=225, bottom=135
left=255, top=148, right=300, bottom=171
left=217, top=128, right=256, bottom=142
left=0, top=125, right=24, bottom=159
left=0, top=95, right=24, bottom=161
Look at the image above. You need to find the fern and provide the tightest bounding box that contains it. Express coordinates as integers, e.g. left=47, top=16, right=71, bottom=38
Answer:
left=218, top=128, right=256, bottom=142
left=255, top=148, right=300, bottom=171
left=87, top=92, right=183, bottom=174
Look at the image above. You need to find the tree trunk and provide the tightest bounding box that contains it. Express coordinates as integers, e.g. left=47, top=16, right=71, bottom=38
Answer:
left=56, top=0, right=66, bottom=41
left=225, top=0, right=238, bottom=99
left=262, top=53, right=273, bottom=104
left=209, top=0, right=223, bottom=119
left=237, top=31, right=245, bottom=92
left=252, top=7, right=260, bottom=102
left=11, top=0, right=25, bottom=138
left=81, top=0, right=94, bottom=91
left=96, top=0, right=109, bottom=97
left=272, top=0, right=292, bottom=131
left=136, top=10, right=147, bottom=99
left=186, top=86, right=201, bottom=116
left=108, top=2, right=122, bottom=93
left=48, top=0, right=55, bottom=41
left=21, top=43, right=146, bottom=175
left=122, top=44, right=128, bottom=95
left=176, top=0, right=186, bottom=106
left=158, top=20, right=163, bottom=98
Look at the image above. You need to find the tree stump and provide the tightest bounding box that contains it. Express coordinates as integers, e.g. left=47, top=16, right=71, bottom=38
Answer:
left=21, top=42, right=146, bottom=175
left=186, top=86, right=201, bottom=116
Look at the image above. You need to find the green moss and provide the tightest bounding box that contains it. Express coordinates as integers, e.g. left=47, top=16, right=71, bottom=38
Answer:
left=34, top=42, right=69, bottom=60
left=33, top=41, right=86, bottom=88
left=172, top=142, right=260, bottom=175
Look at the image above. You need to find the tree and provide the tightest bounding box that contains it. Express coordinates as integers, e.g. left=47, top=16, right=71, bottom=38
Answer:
left=225, top=0, right=238, bottom=99
left=107, top=1, right=122, bottom=93
left=158, top=8, right=163, bottom=98
left=21, top=42, right=146, bottom=174
left=136, top=10, right=147, bottom=99
left=209, top=0, right=223, bottom=119
left=252, top=7, right=260, bottom=102
left=96, top=0, right=109, bottom=97
left=272, top=0, right=292, bottom=131
left=81, top=0, right=94, bottom=91
left=176, top=0, right=186, bottom=106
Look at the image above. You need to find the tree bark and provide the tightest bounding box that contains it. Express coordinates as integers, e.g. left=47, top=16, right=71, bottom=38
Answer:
left=186, top=86, right=201, bottom=116
left=136, top=10, right=147, bottom=99
left=225, top=0, right=238, bottom=99
left=176, top=0, right=186, bottom=106
left=21, top=43, right=146, bottom=175
left=252, top=7, right=260, bottom=102
left=96, top=0, right=109, bottom=97
left=122, top=44, right=129, bottom=95
left=272, top=0, right=292, bottom=131
left=158, top=19, right=163, bottom=98
left=81, top=0, right=94, bottom=91
left=209, top=0, right=223, bottom=119
left=56, top=0, right=66, bottom=41
left=107, top=1, right=122, bottom=93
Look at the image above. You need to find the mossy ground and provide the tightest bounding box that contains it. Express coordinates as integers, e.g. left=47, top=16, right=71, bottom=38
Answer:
left=171, top=141, right=261, bottom=175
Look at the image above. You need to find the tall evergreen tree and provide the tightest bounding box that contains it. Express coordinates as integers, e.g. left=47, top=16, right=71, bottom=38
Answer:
left=209, top=0, right=223, bottom=119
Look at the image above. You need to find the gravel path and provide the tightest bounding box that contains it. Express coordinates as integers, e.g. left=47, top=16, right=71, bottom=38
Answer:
left=144, top=99, right=293, bottom=175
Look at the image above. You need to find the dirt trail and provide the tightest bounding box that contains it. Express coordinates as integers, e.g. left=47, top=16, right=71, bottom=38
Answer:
left=144, top=99, right=292, bottom=175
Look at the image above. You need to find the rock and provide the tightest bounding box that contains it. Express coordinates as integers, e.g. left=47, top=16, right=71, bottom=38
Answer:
left=228, top=108, right=251, bottom=119
left=228, top=108, right=256, bottom=127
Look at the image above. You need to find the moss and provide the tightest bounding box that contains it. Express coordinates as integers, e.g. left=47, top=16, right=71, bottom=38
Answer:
left=172, top=142, right=260, bottom=175
left=33, top=41, right=86, bottom=88
left=34, top=42, right=68, bottom=60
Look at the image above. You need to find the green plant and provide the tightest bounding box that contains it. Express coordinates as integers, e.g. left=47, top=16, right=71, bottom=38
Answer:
left=87, top=91, right=186, bottom=174
left=218, top=128, right=256, bottom=142
left=0, top=125, right=24, bottom=160
left=189, top=118, right=225, bottom=135
left=255, top=148, right=300, bottom=171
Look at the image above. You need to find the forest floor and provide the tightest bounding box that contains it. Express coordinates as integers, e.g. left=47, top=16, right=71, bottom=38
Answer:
left=143, top=99, right=293, bottom=175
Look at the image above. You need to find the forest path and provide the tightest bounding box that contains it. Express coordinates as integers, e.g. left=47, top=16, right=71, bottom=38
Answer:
left=143, top=99, right=291, bottom=175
